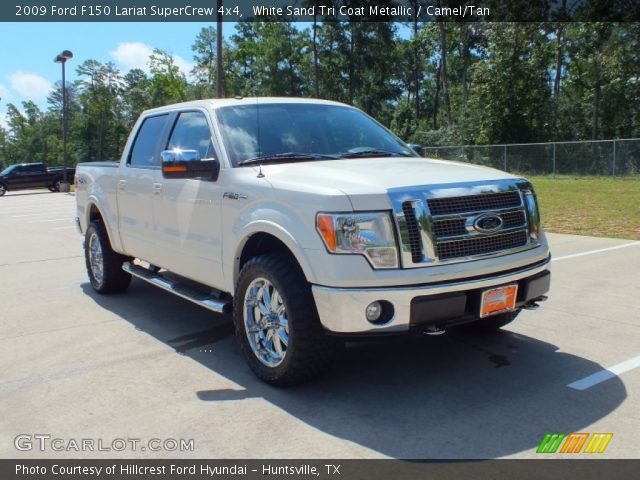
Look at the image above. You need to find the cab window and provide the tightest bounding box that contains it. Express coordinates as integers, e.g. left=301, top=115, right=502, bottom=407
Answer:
left=129, top=114, right=169, bottom=167
left=166, top=111, right=214, bottom=159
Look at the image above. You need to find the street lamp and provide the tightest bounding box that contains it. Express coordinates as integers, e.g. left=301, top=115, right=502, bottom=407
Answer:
left=54, top=50, right=73, bottom=192
left=216, top=1, right=223, bottom=98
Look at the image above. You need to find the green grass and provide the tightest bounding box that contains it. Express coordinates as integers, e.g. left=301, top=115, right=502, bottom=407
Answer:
left=528, top=176, right=640, bottom=240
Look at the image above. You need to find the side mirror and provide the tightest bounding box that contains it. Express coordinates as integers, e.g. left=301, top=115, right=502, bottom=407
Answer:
left=408, top=143, right=424, bottom=156
left=161, top=150, right=220, bottom=181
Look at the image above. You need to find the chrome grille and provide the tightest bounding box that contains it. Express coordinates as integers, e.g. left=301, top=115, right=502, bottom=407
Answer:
left=402, top=201, right=423, bottom=262
left=432, top=210, right=527, bottom=240
left=437, top=230, right=529, bottom=260
left=432, top=218, right=466, bottom=238
left=427, top=190, right=522, bottom=216
left=389, top=181, right=540, bottom=268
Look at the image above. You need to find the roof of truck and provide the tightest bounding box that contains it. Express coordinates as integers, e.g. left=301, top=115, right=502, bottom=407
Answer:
left=142, top=97, right=351, bottom=115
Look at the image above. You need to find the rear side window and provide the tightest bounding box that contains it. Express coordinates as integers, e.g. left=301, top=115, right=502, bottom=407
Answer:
left=166, top=111, right=214, bottom=159
left=129, top=114, right=169, bottom=167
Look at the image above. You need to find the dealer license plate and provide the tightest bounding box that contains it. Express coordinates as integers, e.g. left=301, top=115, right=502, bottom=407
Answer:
left=480, top=284, right=518, bottom=318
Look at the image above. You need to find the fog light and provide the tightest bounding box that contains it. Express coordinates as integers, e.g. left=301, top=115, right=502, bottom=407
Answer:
left=365, top=301, right=382, bottom=322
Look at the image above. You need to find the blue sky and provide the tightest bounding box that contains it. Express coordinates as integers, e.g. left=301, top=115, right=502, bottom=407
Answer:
left=0, top=22, right=409, bottom=128
left=0, top=22, right=226, bottom=127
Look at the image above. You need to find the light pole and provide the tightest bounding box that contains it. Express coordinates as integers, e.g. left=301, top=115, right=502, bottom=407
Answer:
left=216, top=0, right=223, bottom=98
left=54, top=50, right=73, bottom=192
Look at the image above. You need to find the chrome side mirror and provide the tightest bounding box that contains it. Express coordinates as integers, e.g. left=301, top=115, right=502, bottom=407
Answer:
left=161, top=150, right=220, bottom=181
left=161, top=149, right=201, bottom=162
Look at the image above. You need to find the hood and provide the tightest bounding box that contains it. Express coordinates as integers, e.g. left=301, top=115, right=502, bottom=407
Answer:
left=261, top=157, right=520, bottom=195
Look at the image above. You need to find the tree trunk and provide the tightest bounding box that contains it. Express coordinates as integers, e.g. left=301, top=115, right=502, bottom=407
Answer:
left=438, top=21, right=452, bottom=127
left=312, top=14, right=320, bottom=98
left=433, top=58, right=441, bottom=129
left=412, top=0, right=420, bottom=120
left=554, top=25, right=563, bottom=97
left=461, top=24, right=470, bottom=106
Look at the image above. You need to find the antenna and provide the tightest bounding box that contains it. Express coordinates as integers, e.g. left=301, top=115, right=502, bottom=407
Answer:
left=256, top=96, right=264, bottom=178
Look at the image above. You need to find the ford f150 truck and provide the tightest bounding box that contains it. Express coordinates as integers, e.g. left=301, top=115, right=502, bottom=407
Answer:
left=0, top=162, right=76, bottom=196
left=75, top=98, right=550, bottom=385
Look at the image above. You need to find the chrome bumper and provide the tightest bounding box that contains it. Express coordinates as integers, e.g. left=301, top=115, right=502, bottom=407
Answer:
left=311, top=258, right=551, bottom=333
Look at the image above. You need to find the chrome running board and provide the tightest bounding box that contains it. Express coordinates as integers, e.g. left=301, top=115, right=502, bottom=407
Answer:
left=122, top=262, right=232, bottom=314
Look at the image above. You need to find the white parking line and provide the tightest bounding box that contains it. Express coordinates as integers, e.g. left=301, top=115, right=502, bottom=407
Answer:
left=26, top=218, right=72, bottom=223
left=11, top=212, right=73, bottom=218
left=568, top=355, right=640, bottom=390
left=552, top=242, right=640, bottom=262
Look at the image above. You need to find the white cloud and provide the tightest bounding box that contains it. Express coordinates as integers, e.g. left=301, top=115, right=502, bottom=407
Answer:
left=109, top=42, right=193, bottom=76
left=0, top=83, right=10, bottom=102
left=8, top=71, right=52, bottom=100
left=0, top=111, right=7, bottom=130
left=172, top=55, right=194, bottom=76
left=110, top=42, right=154, bottom=71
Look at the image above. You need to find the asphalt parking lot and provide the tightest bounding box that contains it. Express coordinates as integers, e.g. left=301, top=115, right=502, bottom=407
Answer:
left=1, top=190, right=639, bottom=459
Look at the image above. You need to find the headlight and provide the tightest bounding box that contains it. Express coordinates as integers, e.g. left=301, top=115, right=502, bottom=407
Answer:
left=316, top=212, right=399, bottom=269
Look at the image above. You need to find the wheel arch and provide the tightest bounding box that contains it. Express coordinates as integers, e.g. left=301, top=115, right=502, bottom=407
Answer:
left=85, top=200, right=122, bottom=253
left=232, top=225, right=317, bottom=295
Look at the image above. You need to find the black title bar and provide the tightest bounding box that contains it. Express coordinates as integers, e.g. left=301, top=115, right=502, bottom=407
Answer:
left=3, top=459, right=640, bottom=480
left=3, top=0, right=640, bottom=22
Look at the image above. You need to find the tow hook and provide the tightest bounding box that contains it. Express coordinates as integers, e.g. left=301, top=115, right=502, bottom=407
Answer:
left=524, top=295, right=548, bottom=310
left=423, top=326, right=446, bottom=336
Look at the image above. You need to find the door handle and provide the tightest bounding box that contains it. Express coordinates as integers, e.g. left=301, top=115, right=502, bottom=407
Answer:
left=118, top=180, right=126, bottom=190
left=152, top=183, right=163, bottom=195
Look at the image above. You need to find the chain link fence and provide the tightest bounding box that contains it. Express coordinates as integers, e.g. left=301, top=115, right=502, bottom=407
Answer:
left=422, top=139, right=640, bottom=176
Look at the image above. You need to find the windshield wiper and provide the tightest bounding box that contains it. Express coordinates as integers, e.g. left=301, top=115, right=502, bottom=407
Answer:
left=238, top=152, right=336, bottom=167
left=340, top=149, right=413, bottom=159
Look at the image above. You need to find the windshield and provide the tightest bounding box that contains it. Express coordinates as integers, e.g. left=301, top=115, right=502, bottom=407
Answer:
left=215, top=103, right=416, bottom=166
left=1, top=165, right=17, bottom=175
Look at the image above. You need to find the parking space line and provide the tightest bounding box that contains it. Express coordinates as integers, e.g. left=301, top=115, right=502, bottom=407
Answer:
left=26, top=218, right=72, bottom=223
left=552, top=242, right=640, bottom=262
left=567, top=355, right=640, bottom=390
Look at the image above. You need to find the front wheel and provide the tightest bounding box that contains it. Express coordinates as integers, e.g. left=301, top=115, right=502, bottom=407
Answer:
left=0, top=183, right=6, bottom=196
left=233, top=254, right=333, bottom=386
left=84, top=220, right=132, bottom=294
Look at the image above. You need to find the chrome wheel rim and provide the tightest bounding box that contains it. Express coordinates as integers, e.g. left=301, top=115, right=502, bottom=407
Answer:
left=243, top=277, right=289, bottom=367
left=0, top=185, right=5, bottom=195
left=88, top=232, right=104, bottom=286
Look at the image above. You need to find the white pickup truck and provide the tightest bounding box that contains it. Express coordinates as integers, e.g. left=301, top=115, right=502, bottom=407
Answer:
left=75, top=98, right=550, bottom=385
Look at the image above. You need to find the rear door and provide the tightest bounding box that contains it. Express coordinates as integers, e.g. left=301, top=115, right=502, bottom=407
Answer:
left=116, top=113, right=171, bottom=265
left=26, top=164, right=48, bottom=188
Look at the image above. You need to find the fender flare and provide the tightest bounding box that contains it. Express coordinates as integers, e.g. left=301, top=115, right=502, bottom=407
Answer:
left=229, top=220, right=317, bottom=294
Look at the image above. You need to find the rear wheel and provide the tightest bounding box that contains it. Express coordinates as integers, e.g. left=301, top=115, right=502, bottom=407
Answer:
left=461, top=310, right=521, bottom=333
left=52, top=179, right=62, bottom=192
left=233, top=253, right=333, bottom=386
left=84, top=220, right=132, bottom=294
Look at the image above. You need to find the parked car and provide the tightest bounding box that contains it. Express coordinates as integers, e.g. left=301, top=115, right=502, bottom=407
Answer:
left=0, top=162, right=76, bottom=196
left=75, top=98, right=551, bottom=385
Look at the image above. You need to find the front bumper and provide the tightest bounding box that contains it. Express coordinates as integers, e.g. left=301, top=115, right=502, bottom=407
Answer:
left=311, top=257, right=551, bottom=333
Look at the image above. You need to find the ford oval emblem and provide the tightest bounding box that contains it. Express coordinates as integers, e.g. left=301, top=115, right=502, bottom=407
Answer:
left=474, top=214, right=503, bottom=234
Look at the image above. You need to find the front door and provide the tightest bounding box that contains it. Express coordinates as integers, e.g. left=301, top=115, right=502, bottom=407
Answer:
left=152, top=109, right=225, bottom=289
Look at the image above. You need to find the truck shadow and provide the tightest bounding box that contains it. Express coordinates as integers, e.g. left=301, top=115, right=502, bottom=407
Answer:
left=82, top=280, right=627, bottom=459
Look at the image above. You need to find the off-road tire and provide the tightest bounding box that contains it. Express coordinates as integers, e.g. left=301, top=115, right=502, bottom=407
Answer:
left=233, top=253, right=333, bottom=386
left=84, top=220, right=132, bottom=294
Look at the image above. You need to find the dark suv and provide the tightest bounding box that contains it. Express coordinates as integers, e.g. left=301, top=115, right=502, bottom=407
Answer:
left=0, top=163, right=76, bottom=196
